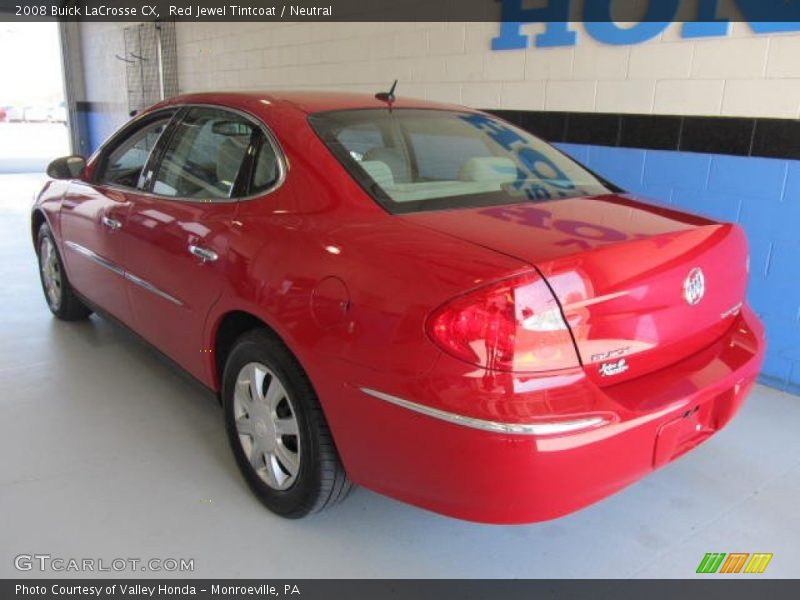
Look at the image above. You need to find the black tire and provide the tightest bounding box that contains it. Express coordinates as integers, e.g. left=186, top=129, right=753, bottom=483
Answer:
left=222, top=329, right=352, bottom=518
left=36, top=222, right=92, bottom=321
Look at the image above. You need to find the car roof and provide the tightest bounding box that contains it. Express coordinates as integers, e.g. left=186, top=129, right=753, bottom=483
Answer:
left=157, top=90, right=472, bottom=115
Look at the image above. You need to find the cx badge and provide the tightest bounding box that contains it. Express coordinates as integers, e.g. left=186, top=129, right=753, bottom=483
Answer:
left=684, top=268, right=705, bottom=306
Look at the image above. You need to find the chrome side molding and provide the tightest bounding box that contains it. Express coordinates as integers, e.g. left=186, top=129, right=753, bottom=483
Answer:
left=123, top=271, right=183, bottom=306
left=64, top=240, right=124, bottom=276
left=64, top=240, right=183, bottom=307
left=359, top=387, right=608, bottom=436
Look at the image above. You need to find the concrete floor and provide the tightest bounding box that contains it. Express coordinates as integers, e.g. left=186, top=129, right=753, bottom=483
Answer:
left=1, top=173, right=799, bottom=579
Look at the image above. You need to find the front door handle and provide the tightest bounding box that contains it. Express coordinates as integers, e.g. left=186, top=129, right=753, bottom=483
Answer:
left=101, top=216, right=122, bottom=231
left=189, top=245, right=218, bottom=262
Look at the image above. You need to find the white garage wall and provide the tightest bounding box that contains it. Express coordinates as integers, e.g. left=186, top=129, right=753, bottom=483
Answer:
left=79, top=22, right=129, bottom=108
left=172, top=21, right=800, bottom=118
left=77, top=20, right=800, bottom=122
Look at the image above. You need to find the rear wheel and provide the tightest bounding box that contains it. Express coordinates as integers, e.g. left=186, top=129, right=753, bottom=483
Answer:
left=36, top=223, right=92, bottom=321
left=222, top=329, right=351, bottom=518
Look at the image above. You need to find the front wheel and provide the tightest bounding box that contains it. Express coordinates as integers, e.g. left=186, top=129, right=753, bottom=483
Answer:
left=222, top=329, right=352, bottom=518
left=36, top=222, right=92, bottom=321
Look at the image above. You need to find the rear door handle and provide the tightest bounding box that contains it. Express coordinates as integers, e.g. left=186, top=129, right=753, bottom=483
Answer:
left=101, top=216, right=122, bottom=230
left=189, top=245, right=218, bottom=262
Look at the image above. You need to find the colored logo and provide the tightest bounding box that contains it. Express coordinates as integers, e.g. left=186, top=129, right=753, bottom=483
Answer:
left=696, top=553, right=773, bottom=574
left=683, top=267, right=705, bottom=306
left=492, top=0, right=800, bottom=51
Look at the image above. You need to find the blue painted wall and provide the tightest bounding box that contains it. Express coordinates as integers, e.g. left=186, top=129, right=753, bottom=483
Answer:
left=84, top=109, right=122, bottom=155
left=556, top=142, right=800, bottom=394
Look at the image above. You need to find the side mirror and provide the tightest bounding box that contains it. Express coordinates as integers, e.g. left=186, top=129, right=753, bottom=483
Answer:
left=46, top=155, right=86, bottom=180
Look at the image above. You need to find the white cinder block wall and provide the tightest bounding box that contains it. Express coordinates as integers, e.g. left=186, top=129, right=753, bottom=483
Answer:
left=78, top=22, right=129, bottom=108
left=77, top=21, right=800, bottom=122
left=171, top=21, right=800, bottom=118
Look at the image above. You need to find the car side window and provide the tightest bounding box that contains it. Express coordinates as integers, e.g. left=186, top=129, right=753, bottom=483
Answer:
left=96, top=117, right=172, bottom=189
left=250, top=138, right=280, bottom=194
left=151, top=107, right=258, bottom=200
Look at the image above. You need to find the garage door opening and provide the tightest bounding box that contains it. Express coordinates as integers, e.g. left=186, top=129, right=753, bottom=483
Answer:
left=0, top=22, right=69, bottom=173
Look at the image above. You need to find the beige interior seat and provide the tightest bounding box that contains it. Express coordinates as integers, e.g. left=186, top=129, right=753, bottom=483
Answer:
left=359, top=160, right=395, bottom=189
left=459, top=157, right=517, bottom=184
left=363, top=148, right=411, bottom=182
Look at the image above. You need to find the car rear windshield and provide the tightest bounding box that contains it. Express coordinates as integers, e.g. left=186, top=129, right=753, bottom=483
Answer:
left=309, top=108, right=614, bottom=214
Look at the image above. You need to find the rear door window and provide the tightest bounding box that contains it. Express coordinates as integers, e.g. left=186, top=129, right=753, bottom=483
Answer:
left=250, top=139, right=281, bottom=193
left=151, top=107, right=258, bottom=200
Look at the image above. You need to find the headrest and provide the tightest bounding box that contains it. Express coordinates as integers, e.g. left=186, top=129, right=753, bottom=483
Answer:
left=363, top=147, right=411, bottom=182
left=459, top=157, right=518, bottom=184
left=359, top=160, right=395, bottom=189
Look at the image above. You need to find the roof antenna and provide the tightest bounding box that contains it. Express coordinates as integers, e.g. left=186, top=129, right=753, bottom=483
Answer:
left=375, top=80, right=398, bottom=112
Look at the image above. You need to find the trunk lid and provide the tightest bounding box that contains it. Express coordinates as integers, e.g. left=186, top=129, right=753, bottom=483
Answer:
left=403, top=195, right=748, bottom=385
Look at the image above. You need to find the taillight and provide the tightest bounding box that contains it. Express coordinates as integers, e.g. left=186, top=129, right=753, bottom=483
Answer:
left=426, top=271, right=579, bottom=372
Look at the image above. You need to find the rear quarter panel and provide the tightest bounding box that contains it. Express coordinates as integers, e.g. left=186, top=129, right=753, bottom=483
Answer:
left=205, top=101, right=531, bottom=383
left=202, top=103, right=532, bottom=478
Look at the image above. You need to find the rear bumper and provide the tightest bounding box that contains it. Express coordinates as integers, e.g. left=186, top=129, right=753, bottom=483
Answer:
left=322, top=305, right=765, bottom=524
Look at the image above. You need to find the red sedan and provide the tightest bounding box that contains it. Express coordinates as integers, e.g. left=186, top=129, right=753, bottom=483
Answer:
left=32, top=91, right=765, bottom=523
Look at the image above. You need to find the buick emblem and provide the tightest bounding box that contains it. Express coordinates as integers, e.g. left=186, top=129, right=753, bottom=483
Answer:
left=683, top=268, right=705, bottom=306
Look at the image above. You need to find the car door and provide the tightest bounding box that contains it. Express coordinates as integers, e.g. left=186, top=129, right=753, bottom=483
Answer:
left=59, top=111, right=177, bottom=324
left=119, top=106, right=284, bottom=382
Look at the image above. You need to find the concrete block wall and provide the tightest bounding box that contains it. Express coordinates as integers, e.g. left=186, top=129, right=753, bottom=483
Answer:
left=77, top=21, right=800, bottom=126
left=172, top=21, right=800, bottom=119
left=76, top=22, right=131, bottom=149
